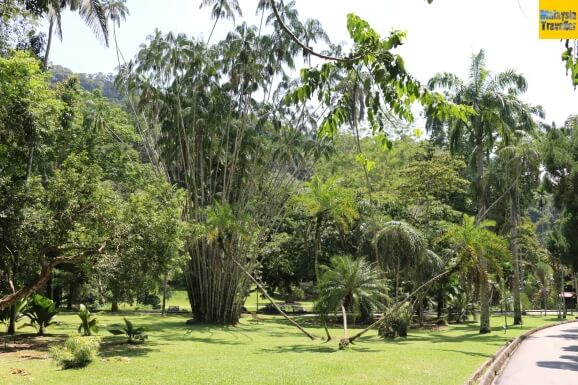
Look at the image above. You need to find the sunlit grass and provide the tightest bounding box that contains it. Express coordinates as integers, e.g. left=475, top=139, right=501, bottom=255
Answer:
left=0, top=313, right=562, bottom=385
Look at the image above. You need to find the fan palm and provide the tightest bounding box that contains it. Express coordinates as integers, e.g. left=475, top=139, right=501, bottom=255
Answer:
left=374, top=220, right=427, bottom=299
left=316, top=255, right=387, bottom=347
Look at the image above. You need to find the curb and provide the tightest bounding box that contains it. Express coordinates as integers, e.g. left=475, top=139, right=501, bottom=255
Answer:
left=462, top=319, right=578, bottom=385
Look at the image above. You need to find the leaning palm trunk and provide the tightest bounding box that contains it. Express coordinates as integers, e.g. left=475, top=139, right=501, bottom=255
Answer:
left=341, top=264, right=458, bottom=349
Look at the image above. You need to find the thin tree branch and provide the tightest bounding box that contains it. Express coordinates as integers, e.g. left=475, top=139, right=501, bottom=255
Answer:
left=268, top=0, right=359, bottom=63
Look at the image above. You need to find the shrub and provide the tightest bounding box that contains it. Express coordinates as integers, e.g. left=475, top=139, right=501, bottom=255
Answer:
left=77, top=304, right=98, bottom=336
left=20, top=294, right=58, bottom=336
left=378, top=303, right=412, bottom=339
left=109, top=318, right=148, bottom=344
left=50, top=336, right=100, bottom=369
left=142, top=294, right=161, bottom=310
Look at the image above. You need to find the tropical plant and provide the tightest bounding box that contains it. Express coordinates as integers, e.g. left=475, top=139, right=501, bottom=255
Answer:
left=443, top=214, right=509, bottom=334
left=377, top=302, right=412, bottom=339
left=77, top=304, right=98, bottom=336
left=294, top=176, right=358, bottom=280
left=0, top=299, right=25, bottom=334
left=427, top=49, right=534, bottom=220
left=374, top=221, right=427, bottom=299
left=50, top=335, right=100, bottom=369
left=118, top=29, right=325, bottom=326
left=498, top=131, right=541, bottom=325
left=108, top=318, right=147, bottom=344
left=200, top=0, right=242, bottom=44
left=19, top=294, right=58, bottom=336
left=42, top=0, right=110, bottom=70
left=316, top=255, right=387, bottom=349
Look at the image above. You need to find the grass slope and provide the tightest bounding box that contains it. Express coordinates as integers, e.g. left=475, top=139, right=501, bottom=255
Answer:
left=0, top=314, right=563, bottom=385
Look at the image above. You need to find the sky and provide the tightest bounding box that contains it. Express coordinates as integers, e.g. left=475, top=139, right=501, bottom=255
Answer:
left=46, top=0, right=578, bottom=126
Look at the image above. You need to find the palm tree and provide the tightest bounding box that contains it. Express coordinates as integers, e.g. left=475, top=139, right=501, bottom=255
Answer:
left=444, top=214, right=509, bottom=334
left=427, top=49, right=532, bottom=220
left=316, top=255, right=387, bottom=348
left=294, top=176, right=358, bottom=281
left=105, top=0, right=129, bottom=65
left=498, top=131, right=541, bottom=325
left=200, top=0, right=243, bottom=45
left=535, top=261, right=553, bottom=316
left=43, top=0, right=109, bottom=70
left=374, top=221, right=427, bottom=300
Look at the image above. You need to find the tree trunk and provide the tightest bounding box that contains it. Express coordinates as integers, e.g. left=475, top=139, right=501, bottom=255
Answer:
left=322, top=317, right=332, bottom=341
left=574, top=272, right=578, bottom=314
left=206, top=18, right=219, bottom=46
left=161, top=274, right=167, bottom=317
left=66, top=279, right=76, bottom=311
left=510, top=185, right=522, bottom=325
left=479, top=273, right=491, bottom=334
left=341, top=304, right=348, bottom=338
left=344, top=266, right=456, bottom=348
left=42, top=20, right=54, bottom=71
left=185, top=241, right=248, bottom=325
left=7, top=305, right=16, bottom=335
left=436, top=288, right=444, bottom=320
left=314, top=215, right=322, bottom=282
left=111, top=299, right=119, bottom=313
left=0, top=246, right=104, bottom=311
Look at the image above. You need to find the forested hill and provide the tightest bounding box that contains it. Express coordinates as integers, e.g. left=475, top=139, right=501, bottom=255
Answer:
left=50, top=65, right=122, bottom=102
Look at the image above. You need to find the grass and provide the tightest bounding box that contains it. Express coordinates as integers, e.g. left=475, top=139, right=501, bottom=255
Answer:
left=0, top=313, right=564, bottom=385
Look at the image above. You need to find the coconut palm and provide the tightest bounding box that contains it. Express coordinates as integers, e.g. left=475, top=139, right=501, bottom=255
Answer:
left=444, top=214, right=509, bottom=334
left=200, top=0, right=243, bottom=45
left=105, top=0, right=129, bottom=66
left=316, top=255, right=387, bottom=348
left=43, top=0, right=109, bottom=70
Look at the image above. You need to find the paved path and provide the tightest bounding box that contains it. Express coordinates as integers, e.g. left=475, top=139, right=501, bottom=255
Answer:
left=495, top=321, right=578, bottom=385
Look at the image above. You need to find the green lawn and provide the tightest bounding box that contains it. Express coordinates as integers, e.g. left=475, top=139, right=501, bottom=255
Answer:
left=0, top=313, right=564, bottom=385
left=101, top=289, right=315, bottom=313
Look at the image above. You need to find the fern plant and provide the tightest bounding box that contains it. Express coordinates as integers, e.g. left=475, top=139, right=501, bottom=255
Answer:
left=77, top=304, right=98, bottom=336
left=109, top=318, right=147, bottom=344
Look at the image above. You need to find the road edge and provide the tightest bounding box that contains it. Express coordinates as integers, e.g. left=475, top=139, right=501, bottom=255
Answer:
left=462, top=318, right=578, bottom=385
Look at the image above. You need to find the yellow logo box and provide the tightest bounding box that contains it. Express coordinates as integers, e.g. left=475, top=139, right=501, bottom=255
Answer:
left=540, top=0, right=578, bottom=39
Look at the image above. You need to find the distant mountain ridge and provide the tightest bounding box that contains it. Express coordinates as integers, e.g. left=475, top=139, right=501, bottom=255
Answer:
left=51, top=65, right=123, bottom=102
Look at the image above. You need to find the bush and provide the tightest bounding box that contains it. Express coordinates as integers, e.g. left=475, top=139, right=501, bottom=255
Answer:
left=109, top=318, right=148, bottom=344
left=50, top=336, right=100, bottom=369
left=20, top=294, right=58, bottom=336
left=142, top=294, right=161, bottom=310
left=378, top=303, right=412, bottom=339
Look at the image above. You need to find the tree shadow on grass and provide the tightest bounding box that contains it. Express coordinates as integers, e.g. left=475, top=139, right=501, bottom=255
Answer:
left=99, top=336, right=159, bottom=359
left=434, top=349, right=491, bottom=358
left=259, top=344, right=337, bottom=354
